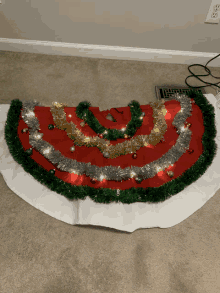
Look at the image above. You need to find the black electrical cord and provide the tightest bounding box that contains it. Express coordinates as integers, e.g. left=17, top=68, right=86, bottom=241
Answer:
left=185, top=53, right=220, bottom=94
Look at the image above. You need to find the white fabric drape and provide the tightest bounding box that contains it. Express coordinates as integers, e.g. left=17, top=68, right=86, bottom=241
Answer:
left=0, top=94, right=220, bottom=232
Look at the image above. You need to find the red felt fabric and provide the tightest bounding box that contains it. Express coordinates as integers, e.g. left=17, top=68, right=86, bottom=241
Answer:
left=17, top=99, right=204, bottom=190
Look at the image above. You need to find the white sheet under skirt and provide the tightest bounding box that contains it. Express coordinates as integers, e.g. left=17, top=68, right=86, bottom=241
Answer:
left=0, top=94, right=220, bottom=232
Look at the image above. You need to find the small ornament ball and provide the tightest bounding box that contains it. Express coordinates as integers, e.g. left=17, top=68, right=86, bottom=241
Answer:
left=167, top=171, right=174, bottom=178
left=22, top=128, right=29, bottom=133
left=188, top=148, right=194, bottom=154
left=135, top=177, right=143, bottom=183
left=48, top=124, right=54, bottom=130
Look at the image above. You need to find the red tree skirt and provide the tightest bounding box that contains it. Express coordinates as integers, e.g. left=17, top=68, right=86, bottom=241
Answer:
left=17, top=99, right=204, bottom=190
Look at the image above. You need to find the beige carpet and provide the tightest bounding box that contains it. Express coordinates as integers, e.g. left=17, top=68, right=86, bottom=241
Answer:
left=1, top=50, right=220, bottom=293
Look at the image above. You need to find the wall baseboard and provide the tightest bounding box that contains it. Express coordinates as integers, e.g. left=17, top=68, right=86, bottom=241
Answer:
left=0, top=38, right=220, bottom=67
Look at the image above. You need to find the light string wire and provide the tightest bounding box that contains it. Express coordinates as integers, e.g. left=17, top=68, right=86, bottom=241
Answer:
left=75, top=100, right=144, bottom=140
left=50, top=100, right=168, bottom=159
left=21, top=94, right=193, bottom=182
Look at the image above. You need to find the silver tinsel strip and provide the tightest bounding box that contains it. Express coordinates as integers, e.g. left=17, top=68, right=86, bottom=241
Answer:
left=21, top=94, right=192, bottom=181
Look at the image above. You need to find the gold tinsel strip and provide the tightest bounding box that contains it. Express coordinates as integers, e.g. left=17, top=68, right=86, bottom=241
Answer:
left=50, top=101, right=167, bottom=159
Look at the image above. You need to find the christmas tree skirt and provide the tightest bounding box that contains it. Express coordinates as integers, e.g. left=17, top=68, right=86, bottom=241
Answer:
left=0, top=90, right=220, bottom=232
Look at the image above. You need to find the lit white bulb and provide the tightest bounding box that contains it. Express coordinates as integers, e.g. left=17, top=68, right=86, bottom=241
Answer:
left=130, top=171, right=136, bottom=178
left=34, top=133, right=43, bottom=140
left=156, top=166, right=162, bottom=172
left=69, top=114, right=72, bottom=117
left=27, top=111, right=35, bottom=117
left=100, top=174, right=105, bottom=180
left=43, top=148, right=51, bottom=155
left=121, top=128, right=126, bottom=132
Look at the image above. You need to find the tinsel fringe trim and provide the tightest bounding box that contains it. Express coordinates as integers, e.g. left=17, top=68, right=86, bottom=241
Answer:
left=75, top=100, right=144, bottom=140
left=4, top=89, right=218, bottom=204
left=21, top=95, right=192, bottom=182
left=50, top=100, right=168, bottom=159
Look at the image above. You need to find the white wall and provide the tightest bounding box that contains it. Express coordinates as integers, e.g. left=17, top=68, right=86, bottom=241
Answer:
left=0, top=0, right=219, bottom=53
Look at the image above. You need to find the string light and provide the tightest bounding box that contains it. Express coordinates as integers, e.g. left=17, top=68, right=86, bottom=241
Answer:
left=130, top=171, right=136, bottom=178
left=26, top=111, right=35, bottom=117
left=43, top=148, right=52, bottom=155
left=34, top=133, right=43, bottom=140
left=156, top=166, right=163, bottom=172
left=180, top=125, right=186, bottom=132
left=50, top=101, right=168, bottom=159
left=139, top=112, right=145, bottom=120
left=21, top=93, right=193, bottom=183
left=100, top=174, right=105, bottom=180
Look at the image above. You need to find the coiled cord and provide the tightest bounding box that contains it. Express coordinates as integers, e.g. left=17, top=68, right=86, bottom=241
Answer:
left=185, top=53, right=220, bottom=108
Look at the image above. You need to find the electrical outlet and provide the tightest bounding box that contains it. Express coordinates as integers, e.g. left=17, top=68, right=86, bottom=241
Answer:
left=205, top=1, right=220, bottom=24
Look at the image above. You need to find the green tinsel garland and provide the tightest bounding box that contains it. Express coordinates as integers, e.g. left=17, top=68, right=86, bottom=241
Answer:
left=4, top=89, right=218, bottom=204
left=75, top=100, right=143, bottom=140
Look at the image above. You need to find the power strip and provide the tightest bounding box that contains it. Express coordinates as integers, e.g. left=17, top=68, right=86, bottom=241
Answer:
left=205, top=1, right=220, bottom=24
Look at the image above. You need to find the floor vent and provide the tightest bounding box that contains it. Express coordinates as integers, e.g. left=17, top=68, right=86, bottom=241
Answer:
left=155, top=85, right=206, bottom=101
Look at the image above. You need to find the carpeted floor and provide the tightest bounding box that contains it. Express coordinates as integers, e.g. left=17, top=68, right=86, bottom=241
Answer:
left=0, top=50, right=220, bottom=293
